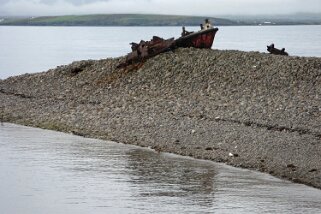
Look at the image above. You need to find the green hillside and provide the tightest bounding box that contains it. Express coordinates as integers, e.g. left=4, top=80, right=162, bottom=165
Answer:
left=0, top=14, right=237, bottom=26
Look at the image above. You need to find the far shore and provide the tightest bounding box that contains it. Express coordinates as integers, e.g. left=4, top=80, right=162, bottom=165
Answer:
left=1, top=14, right=321, bottom=26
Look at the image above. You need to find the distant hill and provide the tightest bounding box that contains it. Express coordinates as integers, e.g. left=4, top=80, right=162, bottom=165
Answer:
left=1, top=14, right=320, bottom=26
left=0, top=14, right=237, bottom=26
left=221, top=13, right=321, bottom=25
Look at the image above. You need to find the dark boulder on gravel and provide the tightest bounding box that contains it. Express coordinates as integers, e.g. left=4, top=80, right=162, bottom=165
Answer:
left=1, top=48, right=320, bottom=188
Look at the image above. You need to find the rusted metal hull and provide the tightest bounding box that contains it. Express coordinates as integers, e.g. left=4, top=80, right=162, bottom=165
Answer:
left=175, top=28, right=219, bottom=49
left=117, top=36, right=175, bottom=67
left=127, top=37, right=175, bottom=63
left=118, top=27, right=219, bottom=68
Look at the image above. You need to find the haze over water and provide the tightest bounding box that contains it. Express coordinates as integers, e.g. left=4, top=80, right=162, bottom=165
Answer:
left=0, top=25, right=321, bottom=79
left=1, top=123, right=321, bottom=213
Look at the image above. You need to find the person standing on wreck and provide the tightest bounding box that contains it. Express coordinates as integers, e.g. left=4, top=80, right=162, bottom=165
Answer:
left=203, top=19, right=213, bottom=30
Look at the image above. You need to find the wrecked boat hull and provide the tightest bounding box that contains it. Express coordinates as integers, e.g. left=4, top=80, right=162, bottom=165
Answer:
left=126, top=37, right=175, bottom=64
left=175, top=28, right=219, bottom=49
left=118, top=27, right=219, bottom=68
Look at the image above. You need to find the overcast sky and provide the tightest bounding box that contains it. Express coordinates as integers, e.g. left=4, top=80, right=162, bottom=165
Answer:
left=0, top=0, right=320, bottom=16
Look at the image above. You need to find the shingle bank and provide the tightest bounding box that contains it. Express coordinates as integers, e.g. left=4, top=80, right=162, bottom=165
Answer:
left=1, top=48, right=320, bottom=188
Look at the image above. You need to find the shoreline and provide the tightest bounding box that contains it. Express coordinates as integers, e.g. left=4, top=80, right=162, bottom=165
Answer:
left=1, top=48, right=320, bottom=189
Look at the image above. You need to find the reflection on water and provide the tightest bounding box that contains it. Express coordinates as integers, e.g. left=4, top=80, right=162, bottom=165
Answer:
left=125, top=150, right=218, bottom=211
left=0, top=123, right=320, bottom=214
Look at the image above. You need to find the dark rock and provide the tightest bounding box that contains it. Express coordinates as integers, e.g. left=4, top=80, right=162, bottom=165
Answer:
left=286, top=164, right=296, bottom=168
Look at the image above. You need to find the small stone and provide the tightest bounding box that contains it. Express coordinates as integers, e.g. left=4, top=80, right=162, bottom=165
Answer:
left=244, top=121, right=251, bottom=126
left=286, top=163, right=296, bottom=168
left=228, top=152, right=239, bottom=157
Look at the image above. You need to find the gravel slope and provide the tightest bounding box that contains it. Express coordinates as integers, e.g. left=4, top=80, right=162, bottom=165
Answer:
left=1, top=48, right=320, bottom=188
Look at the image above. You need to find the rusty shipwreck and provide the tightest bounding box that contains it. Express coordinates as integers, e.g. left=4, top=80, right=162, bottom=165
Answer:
left=118, top=22, right=219, bottom=67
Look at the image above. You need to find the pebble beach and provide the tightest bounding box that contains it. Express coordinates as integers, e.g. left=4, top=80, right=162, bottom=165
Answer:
left=1, top=48, right=320, bottom=188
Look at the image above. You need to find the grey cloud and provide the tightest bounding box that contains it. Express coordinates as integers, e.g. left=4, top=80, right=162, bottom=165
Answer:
left=37, top=0, right=106, bottom=5
left=0, top=0, right=320, bottom=16
left=0, top=0, right=10, bottom=4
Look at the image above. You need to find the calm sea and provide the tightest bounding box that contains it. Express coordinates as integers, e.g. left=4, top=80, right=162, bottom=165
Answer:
left=1, top=26, right=321, bottom=213
left=0, top=25, right=321, bottom=79
left=1, top=123, right=321, bottom=214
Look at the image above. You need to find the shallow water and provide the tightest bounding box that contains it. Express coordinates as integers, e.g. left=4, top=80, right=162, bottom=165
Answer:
left=0, top=25, right=321, bottom=79
left=0, top=123, right=321, bottom=214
